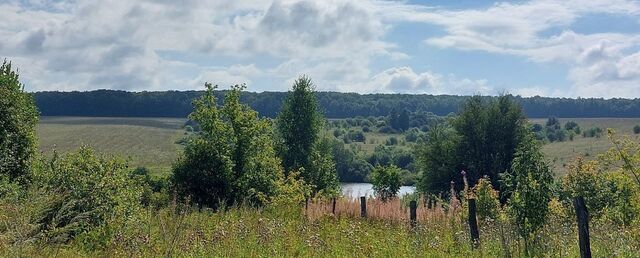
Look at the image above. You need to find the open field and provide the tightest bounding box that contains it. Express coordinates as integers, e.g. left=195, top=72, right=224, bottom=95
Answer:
left=530, top=118, right=640, bottom=175
left=37, top=116, right=187, bottom=176
left=37, top=116, right=640, bottom=178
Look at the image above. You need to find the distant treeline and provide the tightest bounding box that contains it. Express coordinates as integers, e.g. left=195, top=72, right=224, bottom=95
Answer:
left=33, top=90, right=640, bottom=118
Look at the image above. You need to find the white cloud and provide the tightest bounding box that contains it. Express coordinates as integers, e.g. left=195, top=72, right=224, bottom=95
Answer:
left=387, top=0, right=640, bottom=98
left=364, top=67, right=492, bottom=95
left=0, top=0, right=398, bottom=92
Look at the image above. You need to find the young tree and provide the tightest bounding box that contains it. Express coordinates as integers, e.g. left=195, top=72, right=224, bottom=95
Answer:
left=276, top=76, right=339, bottom=195
left=504, top=133, right=553, bottom=254
left=172, top=83, right=284, bottom=208
left=416, top=124, right=461, bottom=194
left=371, top=165, right=402, bottom=201
left=452, top=95, right=527, bottom=198
left=0, top=60, right=39, bottom=184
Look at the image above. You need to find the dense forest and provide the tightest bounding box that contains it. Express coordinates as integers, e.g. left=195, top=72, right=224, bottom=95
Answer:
left=34, top=90, right=640, bottom=118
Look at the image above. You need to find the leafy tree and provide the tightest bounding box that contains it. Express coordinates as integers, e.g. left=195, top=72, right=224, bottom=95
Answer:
left=0, top=60, right=39, bottom=184
left=172, top=83, right=284, bottom=208
left=276, top=76, right=339, bottom=195
left=371, top=165, right=402, bottom=201
left=504, top=133, right=553, bottom=254
left=416, top=124, right=461, bottom=194
left=452, top=95, right=527, bottom=195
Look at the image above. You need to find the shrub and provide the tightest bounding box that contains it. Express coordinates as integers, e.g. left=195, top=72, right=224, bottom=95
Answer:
left=30, top=147, right=143, bottom=244
left=378, top=125, right=396, bottom=134
left=634, top=125, right=640, bottom=134
left=371, top=165, right=402, bottom=201
left=385, top=137, right=398, bottom=146
left=0, top=60, right=39, bottom=184
left=344, top=130, right=366, bottom=143
left=472, top=176, right=500, bottom=220
left=362, top=126, right=371, bottom=133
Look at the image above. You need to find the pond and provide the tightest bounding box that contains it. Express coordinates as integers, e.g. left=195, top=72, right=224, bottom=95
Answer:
left=340, top=182, right=416, bottom=199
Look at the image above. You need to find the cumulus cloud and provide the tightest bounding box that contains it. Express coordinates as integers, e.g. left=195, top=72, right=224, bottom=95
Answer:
left=365, top=67, right=492, bottom=95
left=386, top=0, right=640, bottom=97
left=2, top=0, right=639, bottom=97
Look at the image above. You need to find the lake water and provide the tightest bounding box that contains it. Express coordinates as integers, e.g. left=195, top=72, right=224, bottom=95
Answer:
left=340, top=183, right=415, bottom=199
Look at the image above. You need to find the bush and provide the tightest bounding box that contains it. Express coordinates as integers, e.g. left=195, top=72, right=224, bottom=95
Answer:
left=634, top=125, right=640, bottom=134
left=472, top=176, right=500, bottom=220
left=362, top=126, right=371, bottom=133
left=385, top=137, right=398, bottom=146
left=0, top=60, right=39, bottom=184
left=371, top=165, right=401, bottom=201
left=378, top=125, right=396, bottom=134
left=344, top=130, right=366, bottom=143
left=29, top=147, right=143, bottom=244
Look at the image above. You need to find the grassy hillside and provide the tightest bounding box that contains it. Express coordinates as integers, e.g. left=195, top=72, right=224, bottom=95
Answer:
left=532, top=118, right=640, bottom=175
left=37, top=117, right=186, bottom=176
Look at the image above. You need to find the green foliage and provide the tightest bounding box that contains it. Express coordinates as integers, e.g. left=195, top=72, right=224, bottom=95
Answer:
left=28, top=147, right=143, bottom=244
left=343, top=130, right=365, bottom=143
left=634, top=124, right=640, bottom=134
left=504, top=133, right=553, bottom=251
left=330, top=139, right=373, bottom=182
left=472, top=176, right=500, bottom=220
left=416, top=124, right=461, bottom=194
left=0, top=60, right=39, bottom=184
left=276, top=76, right=339, bottom=195
left=172, top=83, right=284, bottom=208
left=417, top=95, right=527, bottom=197
left=388, top=109, right=410, bottom=131
left=371, top=165, right=402, bottom=201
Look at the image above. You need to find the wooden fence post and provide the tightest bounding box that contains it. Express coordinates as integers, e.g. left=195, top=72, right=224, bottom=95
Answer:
left=410, top=200, right=417, bottom=228
left=574, top=196, right=591, bottom=258
left=360, top=196, right=367, bottom=218
left=468, top=199, right=480, bottom=249
left=332, top=197, right=337, bottom=215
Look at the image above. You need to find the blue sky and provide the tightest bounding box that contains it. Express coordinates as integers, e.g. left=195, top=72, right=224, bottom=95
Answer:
left=1, top=0, right=640, bottom=98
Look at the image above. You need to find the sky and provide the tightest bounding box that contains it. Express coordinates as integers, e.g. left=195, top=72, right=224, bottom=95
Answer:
left=1, top=0, right=640, bottom=98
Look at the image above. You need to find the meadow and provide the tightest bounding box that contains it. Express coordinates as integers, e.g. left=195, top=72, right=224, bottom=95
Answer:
left=37, top=116, right=640, bottom=178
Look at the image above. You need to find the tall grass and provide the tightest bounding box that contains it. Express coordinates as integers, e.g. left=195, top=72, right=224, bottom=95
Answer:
left=2, top=198, right=639, bottom=257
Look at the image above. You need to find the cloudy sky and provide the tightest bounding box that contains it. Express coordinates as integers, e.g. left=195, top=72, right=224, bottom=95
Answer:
left=2, top=0, right=640, bottom=98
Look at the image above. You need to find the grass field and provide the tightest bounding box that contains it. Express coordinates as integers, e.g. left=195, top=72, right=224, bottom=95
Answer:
left=531, top=118, right=640, bottom=175
left=37, top=116, right=640, bottom=178
left=37, top=116, right=186, bottom=176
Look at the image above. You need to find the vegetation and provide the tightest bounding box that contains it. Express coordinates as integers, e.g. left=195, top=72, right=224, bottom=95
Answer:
left=0, top=60, right=39, bottom=184
left=370, top=165, right=402, bottom=201
left=3, top=61, right=640, bottom=257
left=416, top=95, right=528, bottom=197
left=172, top=83, right=286, bottom=208
left=504, top=133, right=554, bottom=254
left=276, top=76, right=339, bottom=196
left=34, top=90, right=640, bottom=119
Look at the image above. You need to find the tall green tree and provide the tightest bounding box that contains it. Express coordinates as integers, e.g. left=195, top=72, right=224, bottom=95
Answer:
left=416, top=95, right=528, bottom=197
left=276, top=76, right=338, bottom=195
left=504, top=133, right=553, bottom=254
left=0, top=60, right=38, bottom=184
left=172, top=83, right=284, bottom=208
left=453, top=95, right=527, bottom=194
left=415, top=124, right=461, bottom=194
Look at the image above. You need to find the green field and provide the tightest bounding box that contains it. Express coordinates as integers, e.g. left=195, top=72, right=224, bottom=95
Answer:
left=37, top=116, right=186, bottom=176
left=37, top=116, right=640, bottom=178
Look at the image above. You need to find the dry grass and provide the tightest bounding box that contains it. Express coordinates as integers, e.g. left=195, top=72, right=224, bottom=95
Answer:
left=305, top=196, right=457, bottom=224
